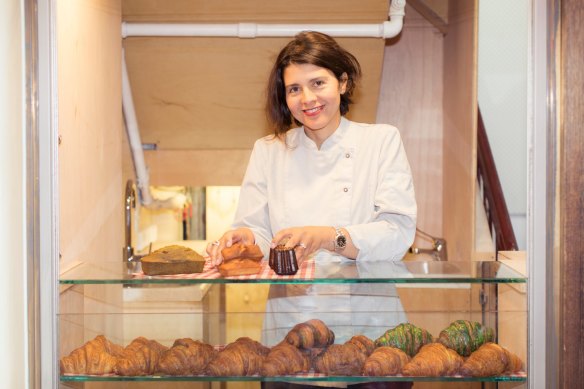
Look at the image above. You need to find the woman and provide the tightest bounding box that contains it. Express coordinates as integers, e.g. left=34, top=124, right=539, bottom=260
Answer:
left=207, top=31, right=416, bottom=387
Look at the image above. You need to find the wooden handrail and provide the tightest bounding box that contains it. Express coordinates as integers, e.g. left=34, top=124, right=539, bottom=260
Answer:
left=477, top=108, right=519, bottom=251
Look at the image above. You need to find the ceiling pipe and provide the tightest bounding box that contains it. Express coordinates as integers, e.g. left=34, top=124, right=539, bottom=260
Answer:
left=122, top=0, right=406, bottom=39
left=122, top=51, right=154, bottom=207
left=123, top=52, right=187, bottom=209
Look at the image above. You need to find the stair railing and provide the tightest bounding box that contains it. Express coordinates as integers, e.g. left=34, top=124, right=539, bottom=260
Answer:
left=477, top=108, right=519, bottom=252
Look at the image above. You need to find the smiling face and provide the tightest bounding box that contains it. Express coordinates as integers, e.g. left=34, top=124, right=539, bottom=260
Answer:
left=283, top=63, right=347, bottom=143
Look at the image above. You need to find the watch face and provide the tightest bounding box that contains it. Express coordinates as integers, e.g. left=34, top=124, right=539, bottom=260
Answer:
left=336, top=235, right=347, bottom=249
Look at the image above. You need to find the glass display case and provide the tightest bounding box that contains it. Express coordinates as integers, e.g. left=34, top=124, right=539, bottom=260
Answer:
left=59, top=257, right=527, bottom=385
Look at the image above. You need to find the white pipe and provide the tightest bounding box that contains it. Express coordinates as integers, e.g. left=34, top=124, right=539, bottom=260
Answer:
left=122, top=51, right=154, bottom=206
left=122, top=0, right=406, bottom=39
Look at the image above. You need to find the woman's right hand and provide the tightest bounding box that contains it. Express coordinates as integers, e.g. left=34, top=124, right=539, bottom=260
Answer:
left=205, top=227, right=256, bottom=266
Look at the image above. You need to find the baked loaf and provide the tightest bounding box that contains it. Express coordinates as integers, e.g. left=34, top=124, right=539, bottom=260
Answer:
left=60, top=335, right=124, bottom=375
left=459, top=342, right=523, bottom=377
left=313, top=336, right=375, bottom=376
left=437, top=320, right=495, bottom=356
left=375, top=322, right=434, bottom=357
left=115, top=337, right=169, bottom=376
left=362, top=346, right=410, bottom=376
left=218, top=243, right=263, bottom=277
left=205, top=337, right=269, bottom=376
left=141, top=245, right=205, bottom=275
left=269, top=245, right=298, bottom=275
left=158, top=338, right=217, bottom=376
left=285, top=319, right=335, bottom=349
left=261, top=342, right=311, bottom=376
left=402, top=343, right=463, bottom=377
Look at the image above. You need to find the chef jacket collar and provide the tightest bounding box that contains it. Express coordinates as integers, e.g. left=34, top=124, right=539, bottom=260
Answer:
left=299, top=117, right=350, bottom=151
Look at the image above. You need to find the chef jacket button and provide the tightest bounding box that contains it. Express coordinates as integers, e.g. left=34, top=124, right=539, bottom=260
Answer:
left=345, top=153, right=351, bottom=158
left=343, top=187, right=349, bottom=193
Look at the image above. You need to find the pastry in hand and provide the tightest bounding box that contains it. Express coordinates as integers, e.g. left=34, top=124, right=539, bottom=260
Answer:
left=269, top=245, right=299, bottom=275
left=285, top=319, right=335, bottom=349
left=115, top=337, right=169, bottom=376
left=158, top=338, right=217, bottom=376
left=218, top=243, right=264, bottom=276
left=221, top=243, right=263, bottom=260
left=402, top=343, right=463, bottom=377
left=460, top=342, right=523, bottom=377
left=60, top=335, right=124, bottom=375
left=374, top=323, right=434, bottom=357
left=362, top=346, right=410, bottom=376
left=437, top=320, right=495, bottom=357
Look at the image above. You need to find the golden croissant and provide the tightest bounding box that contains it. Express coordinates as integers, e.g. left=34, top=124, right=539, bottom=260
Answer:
left=362, top=346, right=410, bottom=376
left=205, top=337, right=269, bottom=376
left=346, top=335, right=376, bottom=357
left=313, top=336, right=374, bottom=376
left=261, top=342, right=311, bottom=376
left=460, top=342, right=523, bottom=377
left=285, top=319, right=335, bottom=349
left=158, top=338, right=217, bottom=375
left=402, top=343, right=463, bottom=377
left=115, top=337, right=169, bottom=376
left=60, top=335, right=124, bottom=375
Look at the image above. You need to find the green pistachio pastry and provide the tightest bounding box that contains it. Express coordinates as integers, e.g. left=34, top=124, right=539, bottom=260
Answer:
left=437, top=320, right=495, bottom=356
left=374, top=323, right=434, bottom=357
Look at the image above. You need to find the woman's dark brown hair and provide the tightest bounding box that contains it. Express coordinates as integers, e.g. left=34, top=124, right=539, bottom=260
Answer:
left=266, top=31, right=362, bottom=138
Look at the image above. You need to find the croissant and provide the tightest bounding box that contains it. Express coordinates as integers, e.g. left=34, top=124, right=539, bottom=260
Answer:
left=375, top=323, right=434, bottom=357
left=261, top=342, right=311, bottom=376
left=285, top=319, right=335, bottom=349
left=313, top=336, right=373, bottom=376
left=115, top=337, right=169, bottom=376
left=158, top=338, right=217, bottom=375
left=402, top=343, right=463, bottom=377
left=437, top=320, right=495, bottom=356
left=60, top=335, right=124, bottom=375
left=362, top=346, right=410, bottom=376
left=347, top=335, right=376, bottom=357
left=205, top=337, right=269, bottom=376
left=459, top=342, right=523, bottom=377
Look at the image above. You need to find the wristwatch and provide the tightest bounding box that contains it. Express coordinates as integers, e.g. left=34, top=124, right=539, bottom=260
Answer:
left=334, top=227, right=347, bottom=251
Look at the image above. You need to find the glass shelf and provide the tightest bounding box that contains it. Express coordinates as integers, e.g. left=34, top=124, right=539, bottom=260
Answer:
left=60, top=259, right=526, bottom=285
left=60, top=374, right=527, bottom=383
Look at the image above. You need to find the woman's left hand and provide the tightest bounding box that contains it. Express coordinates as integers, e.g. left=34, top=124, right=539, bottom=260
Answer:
left=271, top=226, right=335, bottom=263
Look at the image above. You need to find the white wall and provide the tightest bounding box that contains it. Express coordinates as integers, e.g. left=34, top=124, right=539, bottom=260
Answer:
left=478, top=0, right=529, bottom=249
left=0, top=0, right=28, bottom=387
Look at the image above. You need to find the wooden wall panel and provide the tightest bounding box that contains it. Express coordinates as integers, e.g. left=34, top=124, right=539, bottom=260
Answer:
left=145, top=149, right=252, bottom=186
left=57, top=0, right=124, bottom=355
left=122, top=0, right=388, bottom=23
left=442, top=0, right=478, bottom=261
left=560, top=0, right=584, bottom=385
left=377, top=5, right=444, bottom=247
left=58, top=0, right=123, bottom=268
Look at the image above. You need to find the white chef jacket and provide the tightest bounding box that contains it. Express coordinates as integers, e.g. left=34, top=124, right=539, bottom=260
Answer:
left=231, top=117, right=417, bottom=346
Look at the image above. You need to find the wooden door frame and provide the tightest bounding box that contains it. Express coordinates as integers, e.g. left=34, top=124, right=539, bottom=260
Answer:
left=559, top=0, right=584, bottom=386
